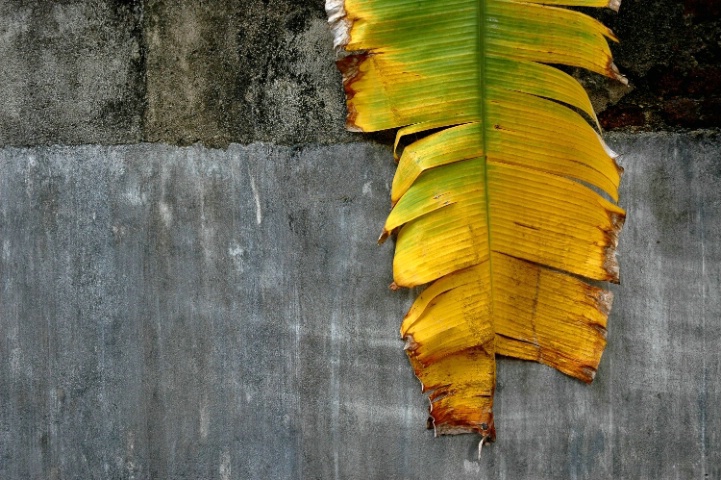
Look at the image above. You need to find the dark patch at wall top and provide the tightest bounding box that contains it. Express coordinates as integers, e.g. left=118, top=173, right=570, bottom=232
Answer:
left=143, top=0, right=354, bottom=148
left=0, top=0, right=145, bottom=147
left=143, top=0, right=718, bottom=145
left=578, top=0, right=721, bottom=132
left=0, top=0, right=719, bottom=148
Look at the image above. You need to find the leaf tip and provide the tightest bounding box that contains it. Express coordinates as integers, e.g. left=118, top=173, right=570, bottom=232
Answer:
left=615, top=160, right=625, bottom=179
left=378, top=230, right=390, bottom=244
left=597, top=133, right=620, bottom=160
left=609, top=62, right=629, bottom=85
left=346, top=121, right=363, bottom=133
left=581, top=366, right=598, bottom=383
left=431, top=417, right=497, bottom=442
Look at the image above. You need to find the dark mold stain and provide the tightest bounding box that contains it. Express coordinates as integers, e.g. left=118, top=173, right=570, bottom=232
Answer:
left=143, top=0, right=352, bottom=147
left=600, top=105, right=645, bottom=130
left=578, top=0, right=721, bottom=132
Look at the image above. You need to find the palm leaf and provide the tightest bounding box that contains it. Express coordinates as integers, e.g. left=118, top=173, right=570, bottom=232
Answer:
left=327, top=0, right=627, bottom=441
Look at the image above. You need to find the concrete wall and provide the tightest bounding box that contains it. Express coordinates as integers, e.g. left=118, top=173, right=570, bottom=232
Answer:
left=2, top=135, right=720, bottom=479
left=1, top=1, right=720, bottom=479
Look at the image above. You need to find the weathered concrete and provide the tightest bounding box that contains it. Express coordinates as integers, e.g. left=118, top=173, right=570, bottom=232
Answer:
left=584, top=1, right=721, bottom=130
left=143, top=0, right=353, bottom=147
left=0, top=0, right=144, bottom=146
left=2, top=1, right=716, bottom=149
left=1, top=133, right=719, bottom=479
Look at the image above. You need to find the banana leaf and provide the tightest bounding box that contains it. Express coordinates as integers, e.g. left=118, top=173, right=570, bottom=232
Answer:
left=327, top=0, right=627, bottom=442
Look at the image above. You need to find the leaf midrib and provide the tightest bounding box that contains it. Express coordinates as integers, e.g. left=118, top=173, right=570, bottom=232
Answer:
left=477, top=0, right=495, bottom=322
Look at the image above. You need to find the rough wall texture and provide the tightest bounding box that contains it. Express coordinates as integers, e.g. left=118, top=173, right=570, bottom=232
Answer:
left=143, top=0, right=353, bottom=147
left=2, top=0, right=717, bottom=148
left=584, top=0, right=721, bottom=131
left=1, top=1, right=720, bottom=479
left=0, top=0, right=144, bottom=146
left=1, top=135, right=720, bottom=479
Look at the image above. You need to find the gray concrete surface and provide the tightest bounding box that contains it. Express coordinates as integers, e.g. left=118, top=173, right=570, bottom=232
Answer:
left=1, top=133, right=719, bottom=479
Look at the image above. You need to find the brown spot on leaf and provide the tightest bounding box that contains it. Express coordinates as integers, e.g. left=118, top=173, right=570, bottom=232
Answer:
left=513, top=221, right=540, bottom=231
left=603, top=210, right=626, bottom=284
left=336, top=53, right=371, bottom=131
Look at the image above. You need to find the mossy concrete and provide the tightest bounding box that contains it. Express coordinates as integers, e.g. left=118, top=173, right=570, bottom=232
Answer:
left=0, top=0, right=144, bottom=146
left=581, top=1, right=721, bottom=130
left=143, top=0, right=353, bottom=147
left=1, top=1, right=717, bottom=148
